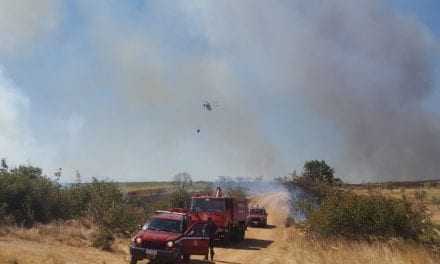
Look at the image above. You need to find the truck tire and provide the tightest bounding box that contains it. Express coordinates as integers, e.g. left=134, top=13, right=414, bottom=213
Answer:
left=238, top=225, right=245, bottom=241
left=223, top=231, right=232, bottom=245
left=230, top=226, right=243, bottom=243
left=175, top=253, right=183, bottom=264
left=240, top=226, right=245, bottom=241
left=129, top=256, right=137, bottom=264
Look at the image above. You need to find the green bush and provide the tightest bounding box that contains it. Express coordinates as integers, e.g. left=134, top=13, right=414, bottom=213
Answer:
left=62, top=183, right=92, bottom=218
left=92, top=228, right=115, bottom=251
left=84, top=179, right=138, bottom=236
left=0, top=166, right=67, bottom=226
left=0, top=164, right=142, bottom=239
left=308, top=190, right=429, bottom=239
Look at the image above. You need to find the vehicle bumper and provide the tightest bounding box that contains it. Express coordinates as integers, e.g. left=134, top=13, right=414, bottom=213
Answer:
left=129, top=245, right=179, bottom=261
left=248, top=218, right=265, bottom=226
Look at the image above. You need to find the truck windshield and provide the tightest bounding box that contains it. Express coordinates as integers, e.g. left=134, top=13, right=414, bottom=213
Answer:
left=191, top=198, right=225, bottom=212
left=147, top=218, right=182, bottom=233
left=250, top=209, right=265, bottom=215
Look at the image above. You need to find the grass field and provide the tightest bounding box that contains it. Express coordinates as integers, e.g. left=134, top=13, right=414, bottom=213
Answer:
left=117, top=181, right=212, bottom=193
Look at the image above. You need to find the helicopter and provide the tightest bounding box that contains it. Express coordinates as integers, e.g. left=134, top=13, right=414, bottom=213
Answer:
left=197, top=100, right=220, bottom=134
left=202, top=100, right=220, bottom=111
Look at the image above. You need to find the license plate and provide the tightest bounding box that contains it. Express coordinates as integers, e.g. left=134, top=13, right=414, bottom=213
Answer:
left=145, top=249, right=157, bottom=259
left=252, top=221, right=259, bottom=224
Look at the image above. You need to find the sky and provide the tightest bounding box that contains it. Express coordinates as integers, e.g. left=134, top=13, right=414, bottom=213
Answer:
left=0, top=0, right=439, bottom=183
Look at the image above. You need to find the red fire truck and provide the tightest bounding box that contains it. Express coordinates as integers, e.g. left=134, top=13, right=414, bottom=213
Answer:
left=190, top=188, right=248, bottom=242
left=247, top=206, right=268, bottom=227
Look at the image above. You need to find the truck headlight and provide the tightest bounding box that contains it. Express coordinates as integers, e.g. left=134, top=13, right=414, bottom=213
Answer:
left=166, top=241, right=174, bottom=248
left=135, top=237, right=142, bottom=245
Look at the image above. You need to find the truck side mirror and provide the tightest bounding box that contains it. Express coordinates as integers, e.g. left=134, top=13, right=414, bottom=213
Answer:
left=138, top=224, right=143, bottom=230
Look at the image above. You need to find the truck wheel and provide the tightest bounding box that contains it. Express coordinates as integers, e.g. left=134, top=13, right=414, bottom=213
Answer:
left=129, top=256, right=137, bottom=264
left=240, top=228, right=245, bottom=241
left=176, top=253, right=190, bottom=264
left=223, top=232, right=231, bottom=245
left=231, top=227, right=241, bottom=243
left=238, top=225, right=245, bottom=241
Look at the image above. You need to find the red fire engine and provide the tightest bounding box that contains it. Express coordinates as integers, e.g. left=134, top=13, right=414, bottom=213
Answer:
left=190, top=187, right=248, bottom=242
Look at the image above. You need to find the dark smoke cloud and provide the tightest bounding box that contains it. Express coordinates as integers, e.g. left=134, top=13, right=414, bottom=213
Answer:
left=292, top=1, right=439, bottom=181
left=179, top=0, right=440, bottom=182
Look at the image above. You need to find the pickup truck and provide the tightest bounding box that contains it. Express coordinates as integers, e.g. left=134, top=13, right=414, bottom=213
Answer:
left=129, top=210, right=209, bottom=264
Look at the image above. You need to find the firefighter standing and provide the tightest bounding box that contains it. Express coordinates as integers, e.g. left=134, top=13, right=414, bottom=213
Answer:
left=205, top=217, right=218, bottom=262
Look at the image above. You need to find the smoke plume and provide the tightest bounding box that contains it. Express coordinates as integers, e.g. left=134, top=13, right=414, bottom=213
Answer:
left=177, top=0, right=439, bottom=182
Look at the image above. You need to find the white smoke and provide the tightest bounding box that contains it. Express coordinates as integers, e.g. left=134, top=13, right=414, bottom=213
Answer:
left=0, top=69, right=37, bottom=166
left=0, top=0, right=60, bottom=54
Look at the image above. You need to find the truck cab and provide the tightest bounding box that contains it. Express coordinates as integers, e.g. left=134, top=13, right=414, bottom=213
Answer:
left=130, top=210, right=209, bottom=264
left=247, top=207, right=268, bottom=227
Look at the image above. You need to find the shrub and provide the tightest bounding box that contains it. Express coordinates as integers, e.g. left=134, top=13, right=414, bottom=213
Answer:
left=0, top=166, right=68, bottom=226
left=92, top=228, right=115, bottom=251
left=62, top=183, right=92, bottom=218
left=301, top=160, right=337, bottom=185
left=308, top=190, right=430, bottom=239
left=86, top=179, right=138, bottom=236
left=0, top=164, right=142, bottom=241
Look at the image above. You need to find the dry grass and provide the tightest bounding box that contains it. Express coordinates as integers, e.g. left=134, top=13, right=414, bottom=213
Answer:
left=282, top=227, right=438, bottom=264
left=0, top=220, right=93, bottom=247
left=0, top=221, right=130, bottom=264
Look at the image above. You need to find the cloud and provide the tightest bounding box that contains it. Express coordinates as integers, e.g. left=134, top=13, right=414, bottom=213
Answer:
left=0, top=69, right=47, bottom=168
left=0, top=0, right=60, bottom=54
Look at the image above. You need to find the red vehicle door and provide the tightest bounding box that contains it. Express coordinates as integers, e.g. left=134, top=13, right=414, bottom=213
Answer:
left=180, top=222, right=209, bottom=256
